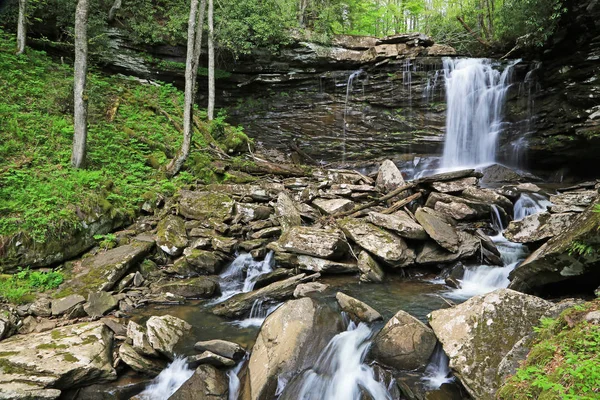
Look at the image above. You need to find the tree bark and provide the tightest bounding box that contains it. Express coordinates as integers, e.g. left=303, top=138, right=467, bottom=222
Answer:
left=166, top=0, right=207, bottom=176
left=16, top=0, right=26, bottom=54
left=71, top=0, right=89, bottom=168
left=108, top=0, right=122, bottom=22
left=207, top=0, right=215, bottom=121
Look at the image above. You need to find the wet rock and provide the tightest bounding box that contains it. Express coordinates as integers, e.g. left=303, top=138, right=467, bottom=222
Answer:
left=434, top=201, right=479, bottom=221
left=51, top=294, right=86, bottom=317
left=274, top=192, right=302, bottom=231
left=296, top=255, right=359, bottom=274
left=212, top=273, right=318, bottom=318
left=187, top=351, right=236, bottom=368
left=178, top=190, right=234, bottom=222
left=119, top=342, right=166, bottom=376
left=312, top=198, right=355, bottom=215
left=0, top=321, right=116, bottom=395
left=179, top=249, right=224, bottom=275
left=153, top=277, right=219, bottom=298
left=146, top=315, right=191, bottom=359
left=157, top=215, right=188, bottom=256
left=84, top=292, right=118, bottom=318
left=430, top=177, right=478, bottom=193
left=253, top=268, right=295, bottom=289
left=413, top=169, right=480, bottom=184
left=367, top=211, right=428, bottom=240
left=127, top=321, right=158, bottom=357
left=293, top=282, right=329, bottom=298
left=415, top=208, right=459, bottom=253
left=275, top=226, right=348, bottom=259
left=194, top=339, right=245, bottom=361
left=445, top=276, right=461, bottom=289
left=509, top=203, right=600, bottom=293
left=235, top=203, right=273, bottom=223
left=416, top=231, right=479, bottom=265
left=29, top=298, right=52, bottom=317
left=335, top=292, right=382, bottom=323
left=250, top=226, right=282, bottom=239
left=549, top=190, right=597, bottom=213
left=357, top=251, right=385, bottom=283
left=242, top=298, right=342, bottom=400
left=429, top=289, right=552, bottom=399
left=376, top=159, right=405, bottom=193
left=461, top=187, right=513, bottom=213
left=169, top=364, right=228, bottom=400
left=504, top=212, right=578, bottom=243
left=371, top=310, right=436, bottom=371
left=479, top=164, right=529, bottom=184
left=101, top=318, right=126, bottom=336
left=339, top=218, right=414, bottom=266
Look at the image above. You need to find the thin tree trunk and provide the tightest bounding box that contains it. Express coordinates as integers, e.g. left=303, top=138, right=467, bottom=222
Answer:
left=108, top=0, right=122, bottom=22
left=166, top=0, right=207, bottom=176
left=16, top=0, right=26, bottom=54
left=72, top=0, right=89, bottom=168
left=207, top=0, right=215, bottom=121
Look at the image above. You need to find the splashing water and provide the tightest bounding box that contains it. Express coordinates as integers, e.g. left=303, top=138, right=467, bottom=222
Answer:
left=441, top=58, right=519, bottom=169
left=232, top=299, right=281, bottom=328
left=216, top=252, right=275, bottom=302
left=227, top=357, right=246, bottom=400
left=136, top=357, right=193, bottom=400
left=513, top=193, right=552, bottom=221
left=423, top=344, right=454, bottom=389
left=288, top=321, right=392, bottom=400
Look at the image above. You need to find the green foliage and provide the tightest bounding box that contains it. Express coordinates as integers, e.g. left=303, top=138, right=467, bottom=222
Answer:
left=498, top=300, right=600, bottom=400
left=93, top=233, right=117, bottom=250
left=568, top=241, right=595, bottom=257
left=0, top=268, right=64, bottom=304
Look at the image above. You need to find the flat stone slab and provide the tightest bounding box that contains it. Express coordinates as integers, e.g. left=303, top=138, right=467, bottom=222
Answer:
left=504, top=212, right=578, bottom=243
left=296, top=255, right=359, bottom=274
left=415, top=208, right=459, bottom=253
left=368, top=211, right=428, bottom=240
left=336, top=292, right=382, bottom=323
left=178, top=190, right=234, bottom=221
left=313, top=198, right=355, bottom=215
left=276, top=226, right=348, bottom=259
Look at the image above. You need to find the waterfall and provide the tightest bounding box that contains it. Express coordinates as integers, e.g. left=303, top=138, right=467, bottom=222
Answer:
left=513, top=193, right=552, bottom=221
left=342, top=70, right=363, bottom=163
left=227, top=358, right=246, bottom=400
left=283, top=321, right=392, bottom=400
left=441, top=58, right=518, bottom=169
left=136, top=357, right=193, bottom=400
left=423, top=344, right=453, bottom=389
left=215, top=252, right=274, bottom=302
left=233, top=299, right=281, bottom=328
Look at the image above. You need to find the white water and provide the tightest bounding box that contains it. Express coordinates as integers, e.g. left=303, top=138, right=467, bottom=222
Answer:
left=232, top=299, right=281, bottom=328
left=227, top=358, right=245, bottom=400
left=342, top=70, right=363, bottom=162
left=216, top=252, right=275, bottom=302
left=423, top=345, right=454, bottom=389
left=513, top=193, right=552, bottom=220
left=441, top=58, right=518, bottom=169
left=290, top=321, right=392, bottom=400
left=136, top=357, right=193, bottom=400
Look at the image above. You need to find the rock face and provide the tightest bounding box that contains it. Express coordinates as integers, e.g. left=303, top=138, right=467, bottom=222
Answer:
left=335, top=292, right=382, bottom=323
left=509, top=202, right=600, bottom=293
left=241, top=298, right=342, bottom=400
left=429, top=289, right=553, bottom=399
left=169, top=365, right=228, bottom=400
left=504, top=212, right=578, bottom=243
left=371, top=310, right=436, bottom=371
left=0, top=322, right=116, bottom=398
left=276, top=226, right=349, bottom=259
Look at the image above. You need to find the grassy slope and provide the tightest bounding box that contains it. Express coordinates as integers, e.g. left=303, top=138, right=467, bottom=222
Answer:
left=0, top=29, right=207, bottom=246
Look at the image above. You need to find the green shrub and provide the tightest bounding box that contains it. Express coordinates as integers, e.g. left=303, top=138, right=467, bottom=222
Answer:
left=0, top=268, right=65, bottom=304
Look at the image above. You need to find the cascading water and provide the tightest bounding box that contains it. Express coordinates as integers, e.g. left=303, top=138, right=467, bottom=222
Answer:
left=342, top=70, right=363, bottom=162
left=215, top=252, right=275, bottom=302
left=282, top=320, right=392, bottom=400
left=513, top=193, right=552, bottom=221
left=233, top=299, right=281, bottom=328
left=423, top=344, right=454, bottom=389
left=135, top=357, right=193, bottom=400
left=441, top=58, right=518, bottom=169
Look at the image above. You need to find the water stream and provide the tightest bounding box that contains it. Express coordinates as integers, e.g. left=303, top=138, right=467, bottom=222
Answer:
left=342, top=70, right=363, bottom=163
left=135, top=357, right=193, bottom=400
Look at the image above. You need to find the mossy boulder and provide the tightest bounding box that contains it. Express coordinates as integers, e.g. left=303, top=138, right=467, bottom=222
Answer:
left=276, top=226, right=349, bottom=260
left=157, top=215, right=188, bottom=256
left=178, top=190, right=234, bottom=222
left=153, top=277, right=220, bottom=299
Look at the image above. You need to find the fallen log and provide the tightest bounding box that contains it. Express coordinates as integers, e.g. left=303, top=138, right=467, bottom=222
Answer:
left=332, top=183, right=415, bottom=218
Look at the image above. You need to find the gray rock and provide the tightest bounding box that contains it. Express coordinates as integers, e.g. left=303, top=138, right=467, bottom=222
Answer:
left=274, top=192, right=302, bottom=231
left=312, top=198, right=355, bottom=215
left=51, top=294, right=86, bottom=317
left=187, top=351, right=236, bottom=368
left=496, top=334, right=535, bottom=384
left=293, top=282, right=329, bottom=298
left=211, top=236, right=237, bottom=254
left=504, top=212, right=578, bottom=243
left=461, top=186, right=513, bottom=213
left=434, top=201, right=479, bottom=220
left=153, top=277, right=219, bottom=299
left=376, top=160, right=405, bottom=192
left=415, top=208, right=459, bottom=253
left=549, top=190, right=597, bottom=212
left=371, top=310, right=436, bottom=371
left=146, top=315, right=191, bottom=358
left=101, top=318, right=126, bottom=336
left=0, top=383, right=61, bottom=400
left=367, top=211, right=428, bottom=240
left=431, top=177, right=478, bottom=193
left=29, top=298, right=52, bottom=317
left=194, top=339, right=245, bottom=361
left=169, top=364, right=228, bottom=400
left=250, top=226, right=282, bottom=239
left=413, top=169, right=480, bottom=184
left=84, top=292, right=118, bottom=318
left=178, top=190, right=234, bottom=222
left=0, top=310, right=19, bottom=341
left=117, top=272, right=135, bottom=290
left=416, top=231, right=479, bottom=265
left=119, top=342, right=166, bottom=376
left=127, top=321, right=158, bottom=357
left=253, top=268, right=295, bottom=289
left=275, top=226, right=348, bottom=259
left=133, top=271, right=144, bottom=287
left=480, top=164, right=529, bottom=184
left=296, top=255, right=359, bottom=274
left=429, top=289, right=552, bottom=399
left=357, top=251, right=385, bottom=283
left=205, top=183, right=284, bottom=202
left=425, top=192, right=491, bottom=219
left=235, top=203, right=273, bottom=223
left=173, top=249, right=224, bottom=276
left=339, top=218, right=414, bottom=266
left=336, top=292, right=382, bottom=323
left=157, top=215, right=188, bottom=256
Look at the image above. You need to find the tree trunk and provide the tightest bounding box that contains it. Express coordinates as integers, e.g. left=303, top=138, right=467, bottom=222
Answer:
left=16, top=0, right=26, bottom=54
left=207, top=0, right=215, bottom=121
left=71, top=0, right=89, bottom=169
left=166, top=0, right=207, bottom=176
left=108, top=0, right=122, bottom=22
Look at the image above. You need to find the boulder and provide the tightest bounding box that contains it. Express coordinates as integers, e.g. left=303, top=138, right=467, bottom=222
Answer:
left=416, top=231, right=479, bottom=265
left=296, top=255, right=359, bottom=274
left=253, top=268, right=295, bottom=289
left=51, top=294, right=86, bottom=317
left=413, top=169, right=480, bottom=184
left=276, top=226, right=348, bottom=259
left=211, top=236, right=238, bottom=254
left=169, top=364, right=228, bottom=400
left=127, top=321, right=158, bottom=357
left=0, top=310, right=19, bottom=341
left=84, top=292, right=118, bottom=318
left=376, top=159, right=405, bottom=192
left=504, top=212, right=578, bottom=243
left=428, top=289, right=552, bottom=399
left=119, top=342, right=166, bottom=376
left=205, top=183, right=284, bottom=202
left=234, top=203, right=273, bottom=223
left=367, top=211, right=428, bottom=240
left=146, top=315, right=191, bottom=359
left=178, top=190, right=234, bottom=222
left=274, top=193, right=302, bottom=231
left=0, top=383, right=61, bottom=400
left=187, top=351, right=236, bottom=368
left=434, top=201, right=479, bottom=220
left=335, top=292, right=382, bottom=323
left=479, top=164, right=529, bottom=184
left=293, top=282, right=329, bottom=298
left=194, top=340, right=245, bottom=361
left=549, top=190, right=597, bottom=213
left=415, top=208, right=459, bottom=253
left=312, top=198, right=355, bottom=215
left=250, top=226, right=281, bottom=239
left=371, top=310, right=436, bottom=371
left=460, top=187, right=513, bottom=213
left=425, top=192, right=490, bottom=219
left=153, top=277, right=219, bottom=298
left=0, top=321, right=116, bottom=396
left=181, top=249, right=224, bottom=275
left=30, top=298, right=52, bottom=317
left=357, top=251, right=385, bottom=283
left=241, top=298, right=342, bottom=400
left=430, top=177, right=478, bottom=193
left=509, top=202, right=600, bottom=293
left=338, top=218, right=414, bottom=266
left=157, top=215, right=188, bottom=256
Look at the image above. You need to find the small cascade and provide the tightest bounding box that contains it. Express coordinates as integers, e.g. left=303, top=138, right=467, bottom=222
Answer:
left=423, top=344, right=453, bottom=389
left=342, top=70, right=363, bottom=162
left=285, top=321, right=392, bottom=400
left=216, top=252, right=274, bottom=302
left=233, top=299, right=281, bottom=328
left=441, top=58, right=519, bottom=170
left=513, top=193, right=552, bottom=220
left=423, top=70, right=441, bottom=104
left=136, top=357, right=193, bottom=400
left=227, top=357, right=246, bottom=400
